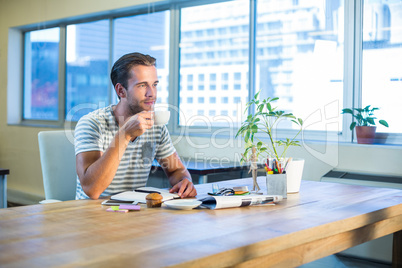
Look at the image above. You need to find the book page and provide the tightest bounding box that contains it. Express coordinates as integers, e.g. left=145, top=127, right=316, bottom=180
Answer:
left=111, top=187, right=179, bottom=203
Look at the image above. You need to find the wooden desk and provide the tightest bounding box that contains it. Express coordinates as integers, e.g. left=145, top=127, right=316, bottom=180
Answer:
left=1, top=178, right=401, bottom=267
left=0, top=168, right=9, bottom=208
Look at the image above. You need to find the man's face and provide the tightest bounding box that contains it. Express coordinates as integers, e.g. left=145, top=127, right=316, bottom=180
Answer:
left=124, top=65, right=158, bottom=115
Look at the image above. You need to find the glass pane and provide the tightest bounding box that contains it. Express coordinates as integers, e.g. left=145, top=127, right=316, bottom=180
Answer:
left=113, top=11, right=170, bottom=105
left=66, top=20, right=110, bottom=121
left=362, top=1, right=402, bottom=133
left=24, top=28, right=59, bottom=120
left=256, top=0, right=344, bottom=132
left=180, top=1, right=250, bottom=127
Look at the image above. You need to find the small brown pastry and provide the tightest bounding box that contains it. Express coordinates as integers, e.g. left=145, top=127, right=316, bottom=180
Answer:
left=146, top=193, right=163, bottom=208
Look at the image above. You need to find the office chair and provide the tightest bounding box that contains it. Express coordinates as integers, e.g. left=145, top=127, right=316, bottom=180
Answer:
left=38, top=130, right=77, bottom=202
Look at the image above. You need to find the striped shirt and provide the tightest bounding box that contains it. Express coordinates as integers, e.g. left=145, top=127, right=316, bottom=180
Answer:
left=74, top=105, right=175, bottom=199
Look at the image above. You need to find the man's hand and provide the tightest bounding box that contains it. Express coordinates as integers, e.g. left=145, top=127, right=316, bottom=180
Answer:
left=169, top=178, right=197, bottom=198
left=121, top=111, right=154, bottom=141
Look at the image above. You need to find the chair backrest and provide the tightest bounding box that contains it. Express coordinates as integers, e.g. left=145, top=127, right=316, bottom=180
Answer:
left=38, top=130, right=77, bottom=201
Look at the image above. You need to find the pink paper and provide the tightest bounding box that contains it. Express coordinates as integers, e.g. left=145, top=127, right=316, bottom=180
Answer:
left=119, top=204, right=141, bottom=210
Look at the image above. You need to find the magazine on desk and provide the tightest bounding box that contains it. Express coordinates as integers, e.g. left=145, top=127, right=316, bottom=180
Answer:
left=111, top=187, right=179, bottom=204
left=198, top=195, right=283, bottom=210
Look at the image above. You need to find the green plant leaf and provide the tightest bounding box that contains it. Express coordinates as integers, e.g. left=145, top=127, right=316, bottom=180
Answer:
left=267, top=102, right=272, bottom=112
left=350, top=121, right=356, bottom=130
left=251, top=124, right=258, bottom=133
left=367, top=117, right=375, bottom=125
left=257, top=141, right=263, bottom=149
left=341, top=108, right=353, bottom=114
left=298, top=118, right=303, bottom=125
left=356, top=114, right=363, bottom=121
left=379, top=120, right=389, bottom=127
left=245, top=131, right=250, bottom=143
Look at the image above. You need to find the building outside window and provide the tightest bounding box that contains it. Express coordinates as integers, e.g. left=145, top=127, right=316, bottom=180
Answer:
left=361, top=0, right=402, bottom=134
left=23, top=28, right=60, bottom=121
left=19, top=0, right=402, bottom=144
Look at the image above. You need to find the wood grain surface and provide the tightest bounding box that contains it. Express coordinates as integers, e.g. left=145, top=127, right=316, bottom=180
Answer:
left=1, top=178, right=401, bottom=268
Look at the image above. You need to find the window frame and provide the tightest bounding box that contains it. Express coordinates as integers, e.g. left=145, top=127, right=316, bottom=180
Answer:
left=11, top=0, right=402, bottom=145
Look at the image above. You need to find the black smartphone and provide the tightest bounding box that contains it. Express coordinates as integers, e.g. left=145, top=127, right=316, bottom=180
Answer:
left=101, top=200, right=135, bottom=206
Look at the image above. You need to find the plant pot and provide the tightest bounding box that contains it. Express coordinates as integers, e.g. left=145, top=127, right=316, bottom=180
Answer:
left=266, top=158, right=304, bottom=197
left=355, top=126, right=376, bottom=144
left=285, top=158, right=304, bottom=193
left=266, top=174, right=287, bottom=198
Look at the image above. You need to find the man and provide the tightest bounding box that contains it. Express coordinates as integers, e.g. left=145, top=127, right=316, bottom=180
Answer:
left=74, top=52, right=197, bottom=199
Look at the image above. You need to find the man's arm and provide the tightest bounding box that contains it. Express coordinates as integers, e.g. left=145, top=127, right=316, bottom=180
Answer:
left=158, top=152, right=197, bottom=198
left=76, top=130, right=130, bottom=199
left=76, top=112, right=152, bottom=199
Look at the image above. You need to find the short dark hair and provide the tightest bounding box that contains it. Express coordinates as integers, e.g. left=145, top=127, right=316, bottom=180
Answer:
left=110, top=52, right=156, bottom=91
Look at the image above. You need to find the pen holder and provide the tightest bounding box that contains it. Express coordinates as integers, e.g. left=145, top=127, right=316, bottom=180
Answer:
left=266, top=174, right=287, bottom=198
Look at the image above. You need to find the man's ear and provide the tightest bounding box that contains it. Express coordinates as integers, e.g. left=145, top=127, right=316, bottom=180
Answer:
left=115, top=83, right=126, bottom=99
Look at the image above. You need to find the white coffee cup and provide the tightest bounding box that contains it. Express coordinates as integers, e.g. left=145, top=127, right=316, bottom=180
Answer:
left=154, top=110, right=170, bottom=125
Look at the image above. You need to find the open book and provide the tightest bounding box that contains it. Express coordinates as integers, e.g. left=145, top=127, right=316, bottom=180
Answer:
left=111, top=187, right=179, bottom=204
left=198, top=195, right=283, bottom=210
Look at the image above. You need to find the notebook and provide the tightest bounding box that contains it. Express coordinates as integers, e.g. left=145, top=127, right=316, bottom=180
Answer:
left=110, top=187, right=180, bottom=204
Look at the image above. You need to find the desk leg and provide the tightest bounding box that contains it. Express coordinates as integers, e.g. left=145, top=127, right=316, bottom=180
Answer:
left=393, top=230, right=402, bottom=268
left=0, top=175, right=6, bottom=208
left=198, top=175, right=208, bottom=184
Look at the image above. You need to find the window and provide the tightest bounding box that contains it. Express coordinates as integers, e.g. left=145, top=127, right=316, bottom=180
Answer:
left=256, top=0, right=344, bottom=133
left=18, top=0, right=402, bottom=144
left=23, top=28, right=60, bottom=121
left=179, top=0, right=249, bottom=127
left=113, top=11, right=170, bottom=105
left=222, top=73, right=229, bottom=81
left=66, top=20, right=109, bottom=121
left=361, top=0, right=402, bottom=134
left=23, top=10, right=170, bottom=124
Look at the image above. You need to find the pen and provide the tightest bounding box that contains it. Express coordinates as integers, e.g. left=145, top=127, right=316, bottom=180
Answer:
left=282, top=157, right=292, bottom=174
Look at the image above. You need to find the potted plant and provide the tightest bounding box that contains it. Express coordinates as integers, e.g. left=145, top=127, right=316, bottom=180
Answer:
left=236, top=91, right=304, bottom=194
left=341, top=105, right=389, bottom=144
